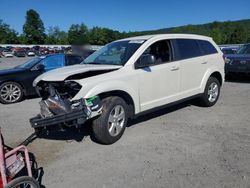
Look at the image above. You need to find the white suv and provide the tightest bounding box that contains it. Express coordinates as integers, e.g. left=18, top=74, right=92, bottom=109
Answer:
left=31, top=34, right=224, bottom=144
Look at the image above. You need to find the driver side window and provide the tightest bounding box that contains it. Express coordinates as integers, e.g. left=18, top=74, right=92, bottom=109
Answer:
left=142, top=40, right=172, bottom=65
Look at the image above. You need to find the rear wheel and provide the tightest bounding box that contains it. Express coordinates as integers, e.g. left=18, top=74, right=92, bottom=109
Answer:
left=92, top=96, right=128, bottom=145
left=4, top=176, right=39, bottom=188
left=199, top=77, right=220, bottom=107
left=0, top=82, right=23, bottom=104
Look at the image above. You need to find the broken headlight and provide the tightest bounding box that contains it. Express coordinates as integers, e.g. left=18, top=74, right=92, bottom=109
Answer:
left=36, top=81, right=82, bottom=100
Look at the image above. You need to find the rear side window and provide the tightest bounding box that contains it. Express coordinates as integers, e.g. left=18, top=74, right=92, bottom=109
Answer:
left=66, top=55, right=83, bottom=66
left=197, top=40, right=218, bottom=55
left=174, top=39, right=202, bottom=60
left=40, top=54, right=64, bottom=71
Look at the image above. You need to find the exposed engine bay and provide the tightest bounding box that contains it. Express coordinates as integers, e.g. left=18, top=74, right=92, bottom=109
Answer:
left=30, top=81, right=102, bottom=129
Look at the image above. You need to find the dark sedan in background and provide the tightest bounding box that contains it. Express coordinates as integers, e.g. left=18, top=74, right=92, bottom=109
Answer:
left=221, top=47, right=237, bottom=55
left=225, top=43, right=250, bottom=77
left=0, top=54, right=83, bottom=104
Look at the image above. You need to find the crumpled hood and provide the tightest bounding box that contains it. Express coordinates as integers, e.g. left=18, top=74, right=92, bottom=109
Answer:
left=33, top=64, right=122, bottom=86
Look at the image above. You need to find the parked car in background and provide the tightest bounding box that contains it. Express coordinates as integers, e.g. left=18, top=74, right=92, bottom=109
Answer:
left=0, top=47, right=3, bottom=57
left=0, top=54, right=84, bottom=104
left=31, top=34, right=224, bottom=144
left=13, top=48, right=26, bottom=57
left=2, top=49, right=13, bottom=58
left=38, top=47, right=49, bottom=55
left=0, top=47, right=4, bottom=55
left=83, top=49, right=96, bottom=59
left=225, top=43, right=250, bottom=76
left=26, top=50, right=36, bottom=56
left=221, top=47, right=237, bottom=55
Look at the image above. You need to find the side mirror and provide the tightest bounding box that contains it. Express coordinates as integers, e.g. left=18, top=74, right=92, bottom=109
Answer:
left=36, top=64, right=45, bottom=71
left=135, top=54, right=156, bottom=69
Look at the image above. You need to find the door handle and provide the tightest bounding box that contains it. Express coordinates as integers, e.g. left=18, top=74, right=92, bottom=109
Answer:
left=170, top=66, right=179, bottom=71
left=201, top=61, right=208, bottom=64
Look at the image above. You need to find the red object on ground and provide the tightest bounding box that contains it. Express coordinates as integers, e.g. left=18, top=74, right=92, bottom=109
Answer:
left=0, top=176, right=12, bottom=188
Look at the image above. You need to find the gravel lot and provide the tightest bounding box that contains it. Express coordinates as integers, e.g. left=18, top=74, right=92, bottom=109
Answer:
left=0, top=57, right=250, bottom=188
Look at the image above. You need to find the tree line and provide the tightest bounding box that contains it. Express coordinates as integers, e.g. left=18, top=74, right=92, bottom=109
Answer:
left=0, top=9, right=250, bottom=45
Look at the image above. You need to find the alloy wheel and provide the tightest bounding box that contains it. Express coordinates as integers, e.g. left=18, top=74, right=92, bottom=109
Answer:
left=0, top=83, right=22, bottom=103
left=108, top=105, right=126, bottom=137
left=207, top=82, right=219, bottom=103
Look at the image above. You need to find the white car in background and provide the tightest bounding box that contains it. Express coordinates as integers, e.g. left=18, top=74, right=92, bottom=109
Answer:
left=27, top=51, right=36, bottom=56
left=31, top=34, right=225, bottom=144
left=2, top=50, right=14, bottom=57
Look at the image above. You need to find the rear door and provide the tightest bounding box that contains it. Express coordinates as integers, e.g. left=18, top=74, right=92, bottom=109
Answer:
left=172, top=39, right=209, bottom=95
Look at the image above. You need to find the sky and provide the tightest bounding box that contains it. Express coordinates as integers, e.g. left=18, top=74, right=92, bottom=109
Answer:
left=0, top=0, right=250, bottom=34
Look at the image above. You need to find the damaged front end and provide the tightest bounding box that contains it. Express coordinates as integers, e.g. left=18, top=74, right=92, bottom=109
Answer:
left=30, top=81, right=102, bottom=130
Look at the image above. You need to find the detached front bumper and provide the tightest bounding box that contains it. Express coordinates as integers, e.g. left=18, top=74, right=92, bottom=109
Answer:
left=30, top=109, right=88, bottom=129
left=30, top=96, right=102, bottom=130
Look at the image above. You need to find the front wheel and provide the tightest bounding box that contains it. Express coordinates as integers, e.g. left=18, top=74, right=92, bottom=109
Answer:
left=92, top=96, right=128, bottom=145
left=199, top=77, right=221, bottom=107
left=0, top=82, right=24, bottom=104
left=4, top=176, right=40, bottom=188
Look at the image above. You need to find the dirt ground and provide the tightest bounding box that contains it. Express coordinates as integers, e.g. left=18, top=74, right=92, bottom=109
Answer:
left=0, top=57, right=250, bottom=188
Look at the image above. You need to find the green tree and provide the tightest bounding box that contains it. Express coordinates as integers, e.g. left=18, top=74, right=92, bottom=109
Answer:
left=45, top=26, right=69, bottom=44
left=229, top=25, right=248, bottom=44
left=88, top=27, right=107, bottom=45
left=209, top=28, right=224, bottom=44
left=87, top=27, right=123, bottom=45
left=68, top=23, right=88, bottom=45
left=0, top=20, right=19, bottom=44
left=17, top=34, right=27, bottom=44
left=23, top=9, right=46, bottom=44
left=56, top=31, right=68, bottom=44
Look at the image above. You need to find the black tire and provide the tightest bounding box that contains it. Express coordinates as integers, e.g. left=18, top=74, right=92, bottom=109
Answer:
left=199, top=77, right=221, bottom=107
left=92, top=96, right=128, bottom=145
left=4, top=176, right=40, bottom=188
left=0, top=82, right=24, bottom=104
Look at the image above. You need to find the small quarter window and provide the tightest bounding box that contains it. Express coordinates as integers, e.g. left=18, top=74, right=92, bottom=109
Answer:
left=197, top=40, right=218, bottom=55
left=67, top=55, right=83, bottom=65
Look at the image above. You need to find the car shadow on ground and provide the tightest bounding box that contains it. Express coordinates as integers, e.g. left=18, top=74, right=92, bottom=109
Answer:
left=25, top=94, right=39, bottom=100
left=34, top=121, right=92, bottom=143
left=128, top=101, right=191, bottom=127
left=225, top=74, right=250, bottom=83
left=29, top=100, right=193, bottom=144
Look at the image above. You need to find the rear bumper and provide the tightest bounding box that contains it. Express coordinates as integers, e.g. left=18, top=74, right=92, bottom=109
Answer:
left=30, top=109, right=87, bottom=129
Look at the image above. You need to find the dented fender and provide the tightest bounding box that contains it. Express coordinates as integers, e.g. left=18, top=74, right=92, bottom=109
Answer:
left=72, top=80, right=140, bottom=114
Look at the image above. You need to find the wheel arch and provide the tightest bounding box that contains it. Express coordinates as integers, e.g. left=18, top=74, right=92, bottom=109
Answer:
left=98, top=90, right=136, bottom=118
left=73, top=80, right=140, bottom=115
left=201, top=68, right=224, bottom=93
left=210, top=71, right=223, bottom=86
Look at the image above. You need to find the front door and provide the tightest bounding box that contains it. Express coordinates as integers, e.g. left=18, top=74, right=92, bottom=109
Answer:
left=136, top=40, right=180, bottom=111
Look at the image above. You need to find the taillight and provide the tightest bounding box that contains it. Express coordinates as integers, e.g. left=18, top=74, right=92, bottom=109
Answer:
left=223, top=55, right=230, bottom=64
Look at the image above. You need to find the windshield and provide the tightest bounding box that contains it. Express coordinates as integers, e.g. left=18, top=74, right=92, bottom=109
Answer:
left=82, top=40, right=145, bottom=65
left=15, top=57, right=42, bottom=69
left=237, top=44, right=250, bottom=54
